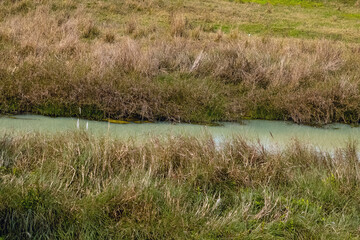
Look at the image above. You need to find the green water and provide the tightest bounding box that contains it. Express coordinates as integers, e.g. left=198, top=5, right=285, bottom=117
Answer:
left=0, top=114, right=358, bottom=151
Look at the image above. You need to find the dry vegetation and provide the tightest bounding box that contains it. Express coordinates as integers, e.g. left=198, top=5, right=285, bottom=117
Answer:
left=2, top=1, right=360, bottom=238
left=1, top=0, right=360, bottom=124
left=1, top=132, right=360, bottom=239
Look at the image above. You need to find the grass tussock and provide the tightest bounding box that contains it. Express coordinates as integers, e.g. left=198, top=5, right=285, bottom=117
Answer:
left=1, top=132, right=360, bottom=239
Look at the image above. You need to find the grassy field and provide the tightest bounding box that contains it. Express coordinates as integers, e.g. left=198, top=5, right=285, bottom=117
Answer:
left=2, top=1, right=360, bottom=238
left=1, top=0, right=360, bottom=124
left=1, top=132, right=360, bottom=239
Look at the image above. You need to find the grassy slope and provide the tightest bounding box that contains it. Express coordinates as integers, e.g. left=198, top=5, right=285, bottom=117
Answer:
left=1, top=132, right=360, bottom=239
left=0, top=0, right=360, bottom=123
left=1, top=0, right=360, bottom=125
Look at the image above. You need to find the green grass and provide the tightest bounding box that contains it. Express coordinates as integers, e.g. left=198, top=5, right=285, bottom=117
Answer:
left=1, top=132, right=360, bottom=239
left=233, top=0, right=323, bottom=7
left=237, top=22, right=344, bottom=40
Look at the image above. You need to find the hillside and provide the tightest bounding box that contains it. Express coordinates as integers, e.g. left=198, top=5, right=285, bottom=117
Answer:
left=1, top=0, right=360, bottom=124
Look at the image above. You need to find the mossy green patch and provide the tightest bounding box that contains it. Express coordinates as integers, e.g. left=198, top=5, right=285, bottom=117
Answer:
left=232, top=0, right=323, bottom=8
left=0, top=98, right=23, bottom=114
left=239, top=23, right=344, bottom=40
left=105, top=119, right=130, bottom=124
left=247, top=105, right=286, bottom=121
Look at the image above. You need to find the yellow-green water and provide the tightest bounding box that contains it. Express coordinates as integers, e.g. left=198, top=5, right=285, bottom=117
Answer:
left=1, top=115, right=359, bottom=151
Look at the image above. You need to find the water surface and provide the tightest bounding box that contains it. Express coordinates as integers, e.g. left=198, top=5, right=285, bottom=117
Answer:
left=1, top=115, right=358, bottom=151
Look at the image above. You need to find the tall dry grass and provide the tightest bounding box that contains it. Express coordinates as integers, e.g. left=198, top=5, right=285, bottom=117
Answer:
left=1, top=132, right=360, bottom=238
left=1, top=1, right=360, bottom=124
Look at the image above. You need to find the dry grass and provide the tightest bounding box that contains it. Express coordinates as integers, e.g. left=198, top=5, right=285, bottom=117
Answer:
left=170, top=13, right=188, bottom=37
left=1, top=132, right=360, bottom=239
left=1, top=0, right=360, bottom=124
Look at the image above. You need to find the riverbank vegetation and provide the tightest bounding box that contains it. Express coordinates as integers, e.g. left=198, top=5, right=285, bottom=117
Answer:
left=2, top=1, right=360, bottom=238
left=1, top=0, right=360, bottom=124
left=1, top=132, right=360, bottom=239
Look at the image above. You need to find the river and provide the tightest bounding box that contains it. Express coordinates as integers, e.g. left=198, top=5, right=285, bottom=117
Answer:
left=1, top=114, right=359, bottom=151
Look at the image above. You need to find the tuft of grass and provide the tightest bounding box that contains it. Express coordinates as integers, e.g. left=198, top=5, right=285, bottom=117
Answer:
left=170, top=13, right=188, bottom=37
left=82, top=22, right=101, bottom=40
left=104, top=32, right=115, bottom=43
